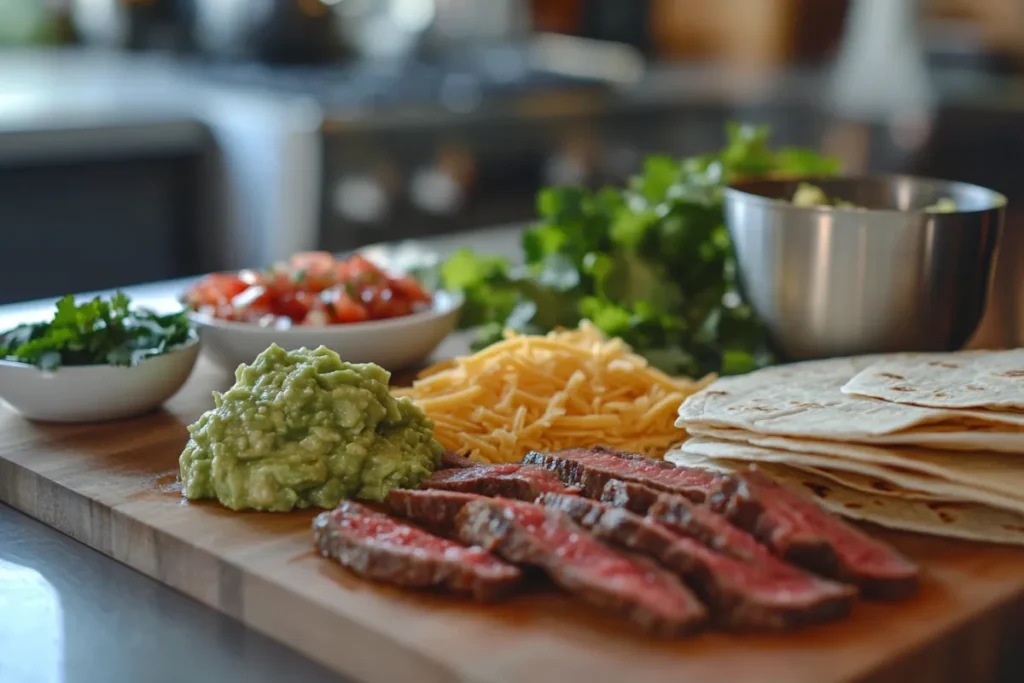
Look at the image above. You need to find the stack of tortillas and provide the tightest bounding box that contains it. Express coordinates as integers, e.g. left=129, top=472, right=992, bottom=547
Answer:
left=669, top=350, right=1024, bottom=545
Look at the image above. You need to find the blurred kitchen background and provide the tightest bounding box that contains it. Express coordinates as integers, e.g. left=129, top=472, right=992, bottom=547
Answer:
left=3, top=0, right=1024, bottom=340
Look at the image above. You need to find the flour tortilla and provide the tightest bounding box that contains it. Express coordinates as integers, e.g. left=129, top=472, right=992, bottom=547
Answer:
left=666, top=449, right=1024, bottom=546
left=678, top=443, right=949, bottom=501
left=685, top=425, right=1024, bottom=505
left=841, top=349, right=1024, bottom=411
left=777, top=465, right=949, bottom=502
left=676, top=435, right=1024, bottom=515
left=676, top=355, right=1024, bottom=453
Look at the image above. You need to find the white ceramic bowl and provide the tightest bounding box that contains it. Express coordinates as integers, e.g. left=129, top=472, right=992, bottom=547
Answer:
left=190, top=290, right=463, bottom=372
left=0, top=338, right=201, bottom=423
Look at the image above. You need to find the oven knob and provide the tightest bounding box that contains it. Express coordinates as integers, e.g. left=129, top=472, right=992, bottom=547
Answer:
left=409, top=149, right=475, bottom=215
left=333, top=173, right=392, bottom=223
left=544, top=152, right=587, bottom=186
left=410, top=167, right=464, bottom=215
left=545, top=134, right=598, bottom=186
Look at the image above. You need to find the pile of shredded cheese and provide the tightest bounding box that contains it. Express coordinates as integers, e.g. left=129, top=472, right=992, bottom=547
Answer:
left=397, top=322, right=714, bottom=463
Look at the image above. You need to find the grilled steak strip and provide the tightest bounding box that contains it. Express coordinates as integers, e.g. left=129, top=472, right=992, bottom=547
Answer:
left=523, top=447, right=715, bottom=501
left=532, top=447, right=918, bottom=599
left=455, top=498, right=707, bottom=636
left=714, top=469, right=920, bottom=599
left=600, top=478, right=663, bottom=515
left=537, top=492, right=855, bottom=630
left=314, top=501, right=521, bottom=601
left=386, top=488, right=483, bottom=536
left=420, top=463, right=578, bottom=500
left=646, top=492, right=824, bottom=581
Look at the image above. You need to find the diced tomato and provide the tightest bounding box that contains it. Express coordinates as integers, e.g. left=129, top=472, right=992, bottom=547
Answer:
left=188, top=273, right=248, bottom=306
left=270, top=290, right=314, bottom=323
left=188, top=252, right=430, bottom=326
left=289, top=251, right=336, bottom=278
left=338, top=254, right=385, bottom=286
left=329, top=290, right=369, bottom=323
left=361, top=285, right=414, bottom=319
left=390, top=274, right=432, bottom=303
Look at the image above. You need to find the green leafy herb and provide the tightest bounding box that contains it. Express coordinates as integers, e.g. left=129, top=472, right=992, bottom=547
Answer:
left=437, top=123, right=841, bottom=377
left=0, top=292, right=195, bottom=370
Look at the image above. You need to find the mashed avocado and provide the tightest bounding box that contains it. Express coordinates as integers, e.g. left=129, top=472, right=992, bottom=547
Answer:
left=790, top=182, right=958, bottom=213
left=180, top=344, right=442, bottom=511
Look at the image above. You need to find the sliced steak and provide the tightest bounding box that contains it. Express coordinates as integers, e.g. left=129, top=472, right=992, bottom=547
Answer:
left=314, top=501, right=521, bottom=601
left=523, top=447, right=716, bottom=501
left=439, top=450, right=477, bottom=469
left=455, top=498, right=707, bottom=636
left=537, top=492, right=855, bottom=630
left=647, top=493, right=814, bottom=581
left=600, top=478, right=664, bottom=515
left=530, top=448, right=918, bottom=599
left=716, top=468, right=920, bottom=599
left=387, top=488, right=483, bottom=536
left=421, top=463, right=578, bottom=500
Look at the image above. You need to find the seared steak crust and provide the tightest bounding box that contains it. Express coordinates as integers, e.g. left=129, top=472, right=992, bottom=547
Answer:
left=456, top=497, right=708, bottom=636
left=538, top=492, right=855, bottom=630
left=314, top=501, right=521, bottom=601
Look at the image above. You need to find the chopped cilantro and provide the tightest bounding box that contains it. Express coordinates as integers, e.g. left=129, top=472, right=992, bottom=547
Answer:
left=0, top=292, right=195, bottom=370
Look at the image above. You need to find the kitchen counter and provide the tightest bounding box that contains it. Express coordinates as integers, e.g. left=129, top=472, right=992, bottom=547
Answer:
left=0, top=226, right=520, bottom=683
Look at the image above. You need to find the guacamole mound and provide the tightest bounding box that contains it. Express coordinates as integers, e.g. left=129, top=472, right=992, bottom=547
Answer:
left=180, top=344, right=442, bottom=511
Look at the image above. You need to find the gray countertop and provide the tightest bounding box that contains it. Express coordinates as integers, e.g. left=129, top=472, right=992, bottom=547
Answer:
left=0, top=507, right=344, bottom=683
left=0, top=226, right=521, bottom=683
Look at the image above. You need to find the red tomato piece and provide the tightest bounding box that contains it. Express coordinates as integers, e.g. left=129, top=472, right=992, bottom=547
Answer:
left=192, top=251, right=426, bottom=326
left=271, top=290, right=314, bottom=323
left=289, top=251, right=336, bottom=278
left=362, top=285, right=414, bottom=319
left=189, top=273, right=248, bottom=307
left=389, top=274, right=432, bottom=304
left=330, top=290, right=369, bottom=323
left=340, top=254, right=385, bottom=286
left=231, top=285, right=273, bottom=320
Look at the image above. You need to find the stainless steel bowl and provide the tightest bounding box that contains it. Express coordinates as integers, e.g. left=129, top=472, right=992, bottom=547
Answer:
left=724, top=175, right=1006, bottom=361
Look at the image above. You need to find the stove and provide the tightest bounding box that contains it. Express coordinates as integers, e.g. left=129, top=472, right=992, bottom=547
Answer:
left=191, top=53, right=831, bottom=268
left=191, top=45, right=631, bottom=257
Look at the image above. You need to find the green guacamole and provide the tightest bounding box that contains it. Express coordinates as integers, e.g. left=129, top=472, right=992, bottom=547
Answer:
left=179, top=344, right=442, bottom=511
left=790, top=182, right=958, bottom=213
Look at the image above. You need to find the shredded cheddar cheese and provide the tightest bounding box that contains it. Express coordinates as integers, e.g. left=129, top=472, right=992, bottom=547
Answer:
left=396, top=322, right=714, bottom=463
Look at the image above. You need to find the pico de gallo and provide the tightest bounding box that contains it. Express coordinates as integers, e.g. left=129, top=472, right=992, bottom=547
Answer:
left=184, top=252, right=433, bottom=327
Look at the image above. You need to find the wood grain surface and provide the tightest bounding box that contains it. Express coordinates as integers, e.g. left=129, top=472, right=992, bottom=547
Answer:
left=2, top=354, right=1024, bottom=683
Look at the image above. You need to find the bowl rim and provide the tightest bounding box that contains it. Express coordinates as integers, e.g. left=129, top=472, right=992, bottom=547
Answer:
left=0, top=333, right=201, bottom=372
left=725, top=173, right=1008, bottom=217
left=186, top=288, right=464, bottom=334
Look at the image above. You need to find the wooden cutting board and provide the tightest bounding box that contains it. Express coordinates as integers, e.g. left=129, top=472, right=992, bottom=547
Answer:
left=2, top=355, right=1024, bottom=683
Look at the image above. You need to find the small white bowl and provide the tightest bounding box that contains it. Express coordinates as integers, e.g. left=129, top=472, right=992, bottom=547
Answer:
left=190, top=290, right=463, bottom=372
left=0, top=338, right=201, bottom=423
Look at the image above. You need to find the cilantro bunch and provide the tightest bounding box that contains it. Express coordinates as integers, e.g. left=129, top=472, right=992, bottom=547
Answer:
left=439, top=123, right=840, bottom=377
left=0, top=292, right=195, bottom=370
